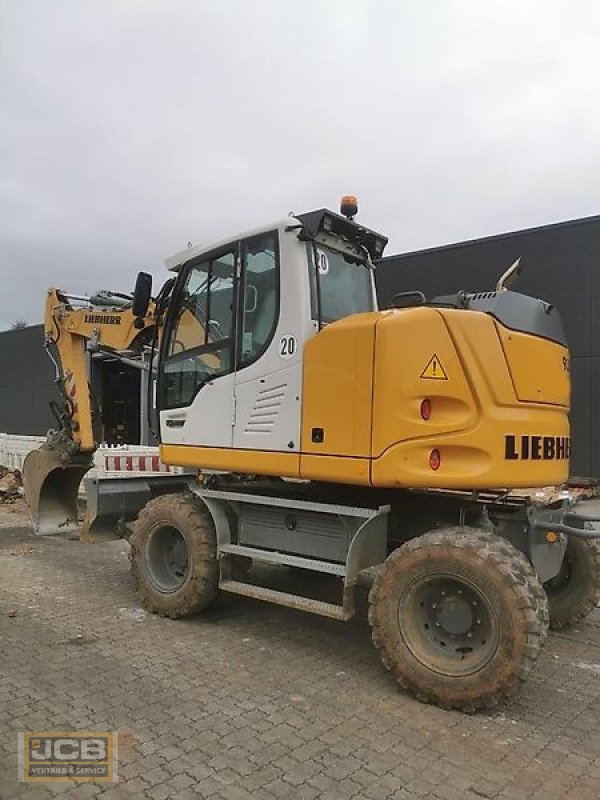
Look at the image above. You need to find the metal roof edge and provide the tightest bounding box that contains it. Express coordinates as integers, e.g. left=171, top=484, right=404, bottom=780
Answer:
left=0, top=324, right=44, bottom=338
left=379, top=213, right=600, bottom=263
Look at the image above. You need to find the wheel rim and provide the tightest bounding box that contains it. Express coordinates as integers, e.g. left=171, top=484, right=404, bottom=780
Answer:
left=399, top=574, right=499, bottom=677
left=145, top=524, right=190, bottom=592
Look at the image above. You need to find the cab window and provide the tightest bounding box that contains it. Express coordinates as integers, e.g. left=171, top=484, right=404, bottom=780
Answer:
left=239, top=233, right=278, bottom=367
left=160, top=232, right=280, bottom=410
left=161, top=250, right=235, bottom=409
left=309, top=243, right=374, bottom=325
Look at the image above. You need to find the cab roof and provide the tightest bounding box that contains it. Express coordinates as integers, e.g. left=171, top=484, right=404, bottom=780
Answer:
left=164, top=208, right=388, bottom=272
left=165, top=217, right=294, bottom=272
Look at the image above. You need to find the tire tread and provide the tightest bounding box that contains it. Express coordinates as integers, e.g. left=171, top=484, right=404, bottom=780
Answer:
left=130, top=493, right=218, bottom=619
left=369, top=527, right=549, bottom=712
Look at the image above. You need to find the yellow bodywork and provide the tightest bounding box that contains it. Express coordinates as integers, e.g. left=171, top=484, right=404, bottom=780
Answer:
left=162, top=306, right=570, bottom=490
left=44, top=288, right=158, bottom=452
left=368, top=308, right=568, bottom=488
left=23, top=290, right=161, bottom=537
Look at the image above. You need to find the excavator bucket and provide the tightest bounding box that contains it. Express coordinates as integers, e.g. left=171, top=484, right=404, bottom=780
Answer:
left=22, top=445, right=93, bottom=536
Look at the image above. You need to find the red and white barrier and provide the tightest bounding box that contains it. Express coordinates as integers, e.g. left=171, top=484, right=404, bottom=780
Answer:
left=0, top=435, right=174, bottom=477
left=102, top=452, right=171, bottom=474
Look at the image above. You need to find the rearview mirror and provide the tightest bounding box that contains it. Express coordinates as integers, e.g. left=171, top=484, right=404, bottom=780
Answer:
left=132, top=272, right=153, bottom=317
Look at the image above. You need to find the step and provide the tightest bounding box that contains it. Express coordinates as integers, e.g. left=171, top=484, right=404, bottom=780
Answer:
left=199, top=487, right=378, bottom=518
left=219, top=580, right=349, bottom=620
left=220, top=543, right=346, bottom=576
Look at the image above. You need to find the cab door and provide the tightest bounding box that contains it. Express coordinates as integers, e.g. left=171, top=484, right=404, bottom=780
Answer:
left=233, top=231, right=303, bottom=453
left=158, top=248, right=238, bottom=448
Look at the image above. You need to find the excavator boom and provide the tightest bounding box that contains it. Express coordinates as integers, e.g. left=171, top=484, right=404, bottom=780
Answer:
left=24, top=282, right=159, bottom=535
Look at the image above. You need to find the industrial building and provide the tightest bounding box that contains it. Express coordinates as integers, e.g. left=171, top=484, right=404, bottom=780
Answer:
left=0, top=326, right=59, bottom=437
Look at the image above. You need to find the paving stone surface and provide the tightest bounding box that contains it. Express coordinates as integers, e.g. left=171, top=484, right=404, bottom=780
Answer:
left=1, top=504, right=599, bottom=799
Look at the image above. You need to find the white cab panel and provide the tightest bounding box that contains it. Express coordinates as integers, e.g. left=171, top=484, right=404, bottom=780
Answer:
left=233, top=364, right=302, bottom=451
left=160, top=373, right=235, bottom=447
left=232, top=229, right=314, bottom=452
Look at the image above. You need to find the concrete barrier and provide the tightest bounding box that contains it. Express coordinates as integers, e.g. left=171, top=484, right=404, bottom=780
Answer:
left=0, top=434, right=45, bottom=471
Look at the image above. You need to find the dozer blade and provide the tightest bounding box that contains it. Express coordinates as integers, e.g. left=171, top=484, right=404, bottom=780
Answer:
left=80, top=473, right=196, bottom=542
left=22, top=445, right=93, bottom=536
left=80, top=475, right=140, bottom=542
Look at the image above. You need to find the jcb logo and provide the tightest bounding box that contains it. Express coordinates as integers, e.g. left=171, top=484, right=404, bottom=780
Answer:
left=30, top=737, right=106, bottom=761
left=19, top=732, right=117, bottom=782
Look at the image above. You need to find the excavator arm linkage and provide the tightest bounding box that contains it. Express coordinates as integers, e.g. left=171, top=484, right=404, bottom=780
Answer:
left=24, top=285, right=159, bottom=536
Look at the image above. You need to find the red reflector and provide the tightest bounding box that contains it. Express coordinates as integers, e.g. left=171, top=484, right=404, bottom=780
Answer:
left=420, top=399, right=431, bottom=420
left=429, top=449, right=441, bottom=470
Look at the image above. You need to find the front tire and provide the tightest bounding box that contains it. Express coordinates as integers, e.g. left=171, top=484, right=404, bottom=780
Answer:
left=544, top=537, right=600, bottom=629
left=369, top=528, right=548, bottom=712
left=130, top=493, right=218, bottom=618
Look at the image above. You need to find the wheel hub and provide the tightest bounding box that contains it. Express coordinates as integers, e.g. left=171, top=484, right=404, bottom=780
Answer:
left=399, top=574, right=499, bottom=677
left=146, top=524, right=190, bottom=593
left=437, top=594, right=474, bottom=635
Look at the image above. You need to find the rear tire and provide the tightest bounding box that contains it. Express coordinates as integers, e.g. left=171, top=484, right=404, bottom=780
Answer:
left=544, top=537, right=600, bottom=629
left=130, top=493, right=218, bottom=619
left=369, top=528, right=548, bottom=712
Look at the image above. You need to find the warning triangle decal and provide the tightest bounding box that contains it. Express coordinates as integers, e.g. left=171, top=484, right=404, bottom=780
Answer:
left=420, top=354, right=448, bottom=380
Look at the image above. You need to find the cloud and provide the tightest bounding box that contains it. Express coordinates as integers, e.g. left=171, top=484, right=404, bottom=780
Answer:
left=1, top=0, right=599, bottom=328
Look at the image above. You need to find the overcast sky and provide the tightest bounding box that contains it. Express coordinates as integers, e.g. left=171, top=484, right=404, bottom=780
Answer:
left=2, top=1, right=600, bottom=329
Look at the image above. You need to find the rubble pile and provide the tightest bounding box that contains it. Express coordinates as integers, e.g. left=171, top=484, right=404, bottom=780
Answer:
left=0, top=467, right=24, bottom=504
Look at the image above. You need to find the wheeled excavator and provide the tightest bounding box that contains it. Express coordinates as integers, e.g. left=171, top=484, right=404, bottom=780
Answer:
left=23, top=197, right=600, bottom=711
